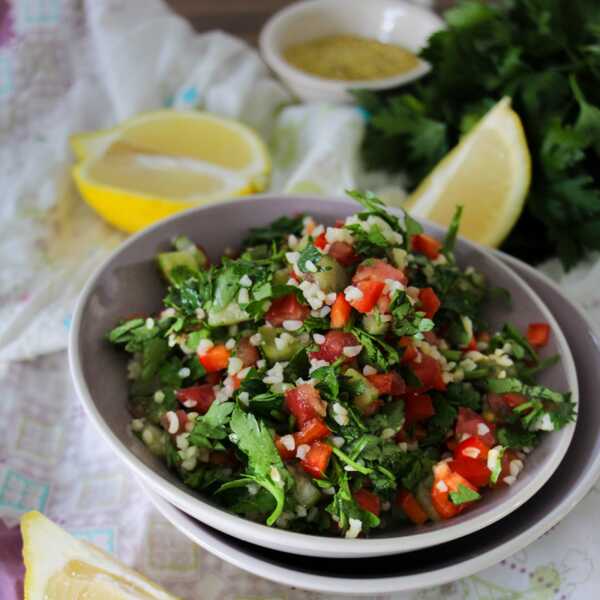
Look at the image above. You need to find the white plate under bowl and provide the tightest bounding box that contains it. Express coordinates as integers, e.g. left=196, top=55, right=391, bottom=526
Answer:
left=140, top=253, right=599, bottom=595
left=69, top=195, right=577, bottom=558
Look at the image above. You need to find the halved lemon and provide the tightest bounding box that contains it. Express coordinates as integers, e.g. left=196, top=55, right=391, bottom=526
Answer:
left=21, top=511, right=179, bottom=600
left=402, top=97, right=531, bottom=247
left=71, top=111, right=270, bottom=232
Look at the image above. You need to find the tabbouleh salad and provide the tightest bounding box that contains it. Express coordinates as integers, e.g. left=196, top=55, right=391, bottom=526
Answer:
left=108, top=190, right=575, bottom=538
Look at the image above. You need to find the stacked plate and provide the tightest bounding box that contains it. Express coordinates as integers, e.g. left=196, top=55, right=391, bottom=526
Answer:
left=70, top=196, right=600, bottom=595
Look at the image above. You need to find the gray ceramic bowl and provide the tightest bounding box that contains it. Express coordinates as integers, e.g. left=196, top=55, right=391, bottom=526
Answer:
left=69, top=195, right=578, bottom=558
left=140, top=252, right=600, bottom=595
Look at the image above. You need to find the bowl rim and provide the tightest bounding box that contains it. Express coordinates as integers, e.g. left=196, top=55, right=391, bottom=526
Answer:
left=258, top=0, right=444, bottom=92
left=143, top=253, right=599, bottom=595
left=69, top=194, right=578, bottom=558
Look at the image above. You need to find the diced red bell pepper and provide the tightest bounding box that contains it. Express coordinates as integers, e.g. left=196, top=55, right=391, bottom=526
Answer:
left=411, top=233, right=442, bottom=259
left=404, top=393, right=435, bottom=425
left=407, top=354, right=446, bottom=392
left=199, top=344, right=230, bottom=373
left=354, top=489, right=381, bottom=516
left=450, top=457, right=491, bottom=487
left=396, top=490, right=428, bottom=525
left=349, top=280, right=385, bottom=313
left=236, top=337, right=259, bottom=367
left=431, top=462, right=478, bottom=519
left=265, top=293, right=310, bottom=326
left=301, top=441, right=333, bottom=478
left=285, top=384, right=327, bottom=426
left=418, top=287, right=441, bottom=319
left=399, top=336, right=418, bottom=363
left=275, top=435, right=295, bottom=461
left=176, top=384, right=216, bottom=413
left=310, top=331, right=359, bottom=363
left=455, top=407, right=496, bottom=447
left=352, top=259, right=407, bottom=286
left=328, top=241, right=359, bottom=267
left=527, top=322, right=550, bottom=348
left=314, top=232, right=327, bottom=250
left=330, top=293, right=352, bottom=329
left=294, top=417, right=331, bottom=446
left=366, top=372, right=406, bottom=396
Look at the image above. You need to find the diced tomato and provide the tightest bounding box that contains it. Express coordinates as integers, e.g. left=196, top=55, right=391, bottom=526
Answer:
left=349, top=280, right=385, bottom=313
left=334, top=219, right=345, bottom=228
left=205, top=371, right=221, bottom=385
left=411, top=233, right=442, bottom=259
left=423, top=331, right=442, bottom=346
left=160, top=409, right=188, bottom=436
left=407, top=354, right=446, bottom=392
left=399, top=336, right=417, bottom=363
left=376, top=292, right=392, bottom=314
left=431, top=462, right=478, bottom=519
left=236, top=337, right=259, bottom=367
left=354, top=489, right=381, bottom=516
left=455, top=407, right=496, bottom=447
left=301, top=441, right=333, bottom=478
left=208, top=449, right=237, bottom=466
left=285, top=384, right=327, bottom=426
left=503, top=392, right=528, bottom=409
left=418, top=287, right=441, bottom=319
left=330, top=293, right=352, bottom=329
left=396, top=490, right=428, bottom=525
left=199, top=344, right=230, bottom=373
left=176, top=384, right=215, bottom=413
left=355, top=395, right=383, bottom=417
left=455, top=435, right=490, bottom=461
left=275, top=435, right=295, bottom=461
left=366, top=372, right=406, bottom=396
left=404, top=393, right=435, bottom=425
left=314, top=232, right=327, bottom=250
left=294, top=418, right=331, bottom=445
left=527, top=322, right=550, bottom=348
left=265, top=293, right=310, bottom=326
left=310, top=331, right=359, bottom=363
left=465, top=337, right=478, bottom=351
left=491, top=449, right=520, bottom=487
left=328, top=241, right=359, bottom=267
left=352, top=259, right=407, bottom=286
left=450, top=457, right=491, bottom=487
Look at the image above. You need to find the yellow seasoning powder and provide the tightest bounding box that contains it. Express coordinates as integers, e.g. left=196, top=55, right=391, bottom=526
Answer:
left=283, top=34, right=420, bottom=81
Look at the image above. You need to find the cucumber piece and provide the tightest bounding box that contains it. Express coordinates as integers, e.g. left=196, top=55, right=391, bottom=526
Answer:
left=273, top=267, right=291, bottom=286
left=310, top=255, right=350, bottom=293
left=447, top=319, right=471, bottom=347
left=140, top=424, right=169, bottom=457
left=259, top=326, right=301, bottom=363
left=415, top=476, right=440, bottom=522
left=172, top=235, right=209, bottom=269
left=388, top=248, right=408, bottom=270
left=362, top=311, right=390, bottom=336
left=157, top=251, right=198, bottom=283
left=345, top=368, right=380, bottom=415
left=207, top=302, right=250, bottom=327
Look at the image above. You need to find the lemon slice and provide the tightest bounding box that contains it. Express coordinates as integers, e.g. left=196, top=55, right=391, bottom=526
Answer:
left=71, top=110, right=270, bottom=232
left=403, top=97, right=531, bottom=247
left=21, top=511, right=179, bottom=600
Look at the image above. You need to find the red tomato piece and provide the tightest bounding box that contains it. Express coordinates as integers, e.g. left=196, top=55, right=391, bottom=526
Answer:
left=330, top=293, right=352, bottom=329
left=455, top=407, right=496, bottom=447
left=352, top=259, right=407, bottom=286
left=396, top=490, right=428, bottom=525
left=431, top=462, right=478, bottom=519
left=465, top=337, right=478, bottom=351
left=404, top=393, right=435, bottom=425
left=418, top=287, right=441, bottom=319
left=301, top=441, right=333, bottom=478
left=160, top=410, right=188, bottom=436
left=265, top=293, right=310, bottom=326
left=236, top=337, right=259, bottom=367
left=527, top=322, right=550, bottom=348
left=399, top=336, right=418, bottom=363
left=354, top=489, right=381, bottom=516
left=176, top=384, right=215, bottom=413
left=491, top=449, right=520, bottom=488
left=199, top=344, right=230, bottom=373
left=407, top=354, right=446, bottom=392
left=208, top=449, right=237, bottom=466
left=205, top=372, right=221, bottom=385
left=503, top=393, right=528, bottom=409
left=455, top=435, right=490, bottom=461
left=366, top=372, right=406, bottom=396
left=328, top=241, right=359, bottom=267
left=294, top=418, right=331, bottom=446
left=450, top=457, right=491, bottom=487
left=349, top=280, right=385, bottom=313
left=411, top=233, right=442, bottom=259
left=314, top=232, right=327, bottom=250
left=285, top=384, right=327, bottom=426
left=310, top=331, right=359, bottom=363
left=275, top=435, right=295, bottom=461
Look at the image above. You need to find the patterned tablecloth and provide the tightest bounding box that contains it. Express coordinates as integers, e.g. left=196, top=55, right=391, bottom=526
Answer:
left=1, top=1, right=600, bottom=599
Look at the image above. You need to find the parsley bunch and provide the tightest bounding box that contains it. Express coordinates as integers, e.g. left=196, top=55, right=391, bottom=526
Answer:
left=357, top=0, right=600, bottom=268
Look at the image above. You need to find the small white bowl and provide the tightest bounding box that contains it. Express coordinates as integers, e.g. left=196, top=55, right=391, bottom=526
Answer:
left=259, top=0, right=445, bottom=103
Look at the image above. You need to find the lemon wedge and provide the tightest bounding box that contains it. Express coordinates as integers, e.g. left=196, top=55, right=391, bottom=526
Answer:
left=71, top=110, right=270, bottom=232
left=21, top=511, right=179, bottom=600
left=402, top=97, right=531, bottom=247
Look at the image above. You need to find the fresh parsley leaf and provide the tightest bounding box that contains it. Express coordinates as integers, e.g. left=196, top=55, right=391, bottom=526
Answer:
left=312, top=359, right=343, bottom=401
left=107, top=318, right=145, bottom=343
left=442, top=205, right=463, bottom=255
left=449, top=484, right=481, bottom=505
left=243, top=215, right=305, bottom=247
left=350, top=327, right=399, bottom=370
left=297, top=245, right=325, bottom=273
left=496, top=426, right=539, bottom=449
left=189, top=402, right=234, bottom=449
